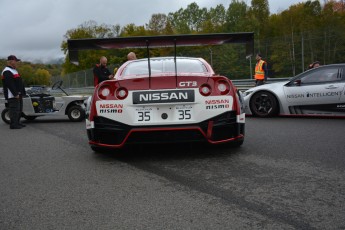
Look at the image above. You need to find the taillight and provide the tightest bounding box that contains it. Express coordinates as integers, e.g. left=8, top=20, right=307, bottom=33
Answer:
left=216, top=80, right=230, bottom=95
left=115, top=87, right=128, bottom=100
left=199, top=84, right=212, bottom=96
left=98, top=85, right=112, bottom=100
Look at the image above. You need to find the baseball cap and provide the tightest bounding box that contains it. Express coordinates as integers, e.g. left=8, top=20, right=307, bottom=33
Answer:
left=7, top=55, right=21, bottom=61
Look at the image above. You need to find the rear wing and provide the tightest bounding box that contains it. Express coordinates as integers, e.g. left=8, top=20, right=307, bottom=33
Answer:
left=67, top=33, right=254, bottom=65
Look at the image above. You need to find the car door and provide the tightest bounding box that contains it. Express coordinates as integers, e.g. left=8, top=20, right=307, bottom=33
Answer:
left=283, top=66, right=345, bottom=114
left=339, top=67, right=345, bottom=108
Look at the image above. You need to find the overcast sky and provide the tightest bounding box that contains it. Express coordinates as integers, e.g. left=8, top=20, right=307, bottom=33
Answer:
left=0, top=0, right=307, bottom=63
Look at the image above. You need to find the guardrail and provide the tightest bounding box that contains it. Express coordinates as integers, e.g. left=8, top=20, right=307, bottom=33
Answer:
left=232, top=77, right=290, bottom=91
left=0, top=78, right=291, bottom=96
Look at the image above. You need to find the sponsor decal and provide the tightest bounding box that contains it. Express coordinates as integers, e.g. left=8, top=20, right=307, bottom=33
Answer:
left=176, top=105, right=192, bottom=110
left=98, top=103, right=123, bottom=113
left=179, top=81, right=197, bottom=87
left=135, top=107, right=153, bottom=111
left=99, top=109, right=123, bottom=114
left=205, top=99, right=230, bottom=104
left=287, top=91, right=343, bottom=99
left=100, top=104, right=123, bottom=109
left=287, top=94, right=304, bottom=99
left=291, top=102, right=345, bottom=113
left=205, top=98, right=230, bottom=110
left=133, top=90, right=194, bottom=104
left=206, top=104, right=229, bottom=110
left=306, top=91, right=342, bottom=98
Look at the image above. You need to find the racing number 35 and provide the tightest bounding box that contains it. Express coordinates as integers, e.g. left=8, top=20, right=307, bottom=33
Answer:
left=137, top=109, right=192, bottom=122
left=137, top=111, right=150, bottom=121
left=177, top=109, right=191, bottom=120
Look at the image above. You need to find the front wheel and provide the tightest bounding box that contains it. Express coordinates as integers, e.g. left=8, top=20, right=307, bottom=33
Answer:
left=1, top=108, right=10, bottom=124
left=249, top=91, right=279, bottom=117
left=67, top=105, right=85, bottom=122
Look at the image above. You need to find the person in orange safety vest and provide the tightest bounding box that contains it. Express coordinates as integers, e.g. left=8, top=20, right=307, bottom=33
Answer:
left=254, top=53, right=268, bottom=86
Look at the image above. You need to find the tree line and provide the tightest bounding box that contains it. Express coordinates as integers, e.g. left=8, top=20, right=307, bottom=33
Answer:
left=61, top=0, right=345, bottom=79
left=0, top=59, right=62, bottom=87
left=2, top=0, right=344, bottom=87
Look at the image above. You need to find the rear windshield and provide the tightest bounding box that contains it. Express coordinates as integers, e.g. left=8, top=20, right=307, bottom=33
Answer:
left=122, top=58, right=208, bottom=76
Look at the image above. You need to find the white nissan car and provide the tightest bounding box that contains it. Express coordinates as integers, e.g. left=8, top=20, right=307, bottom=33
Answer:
left=243, top=64, right=345, bottom=117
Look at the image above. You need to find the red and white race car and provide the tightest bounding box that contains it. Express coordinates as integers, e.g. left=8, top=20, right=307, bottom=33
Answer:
left=68, top=33, right=254, bottom=152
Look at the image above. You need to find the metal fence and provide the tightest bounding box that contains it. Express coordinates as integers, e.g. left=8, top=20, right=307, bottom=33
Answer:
left=1, top=77, right=290, bottom=97
left=51, top=65, right=117, bottom=89
left=49, top=68, right=290, bottom=95
left=231, top=77, right=290, bottom=91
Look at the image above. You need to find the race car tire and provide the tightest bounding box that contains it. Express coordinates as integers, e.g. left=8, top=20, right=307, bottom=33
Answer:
left=22, top=114, right=38, bottom=121
left=67, top=105, right=85, bottom=122
left=1, top=108, right=10, bottom=124
left=91, top=146, right=111, bottom=153
left=249, top=91, right=279, bottom=117
left=229, top=139, right=244, bottom=147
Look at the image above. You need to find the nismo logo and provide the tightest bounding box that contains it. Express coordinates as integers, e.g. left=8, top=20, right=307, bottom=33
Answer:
left=133, top=90, right=194, bottom=104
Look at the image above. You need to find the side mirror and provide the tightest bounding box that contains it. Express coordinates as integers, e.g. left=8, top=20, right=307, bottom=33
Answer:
left=293, top=79, right=301, bottom=86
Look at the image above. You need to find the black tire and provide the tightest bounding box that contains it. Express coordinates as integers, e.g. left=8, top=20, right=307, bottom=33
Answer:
left=22, top=114, right=38, bottom=121
left=229, top=139, right=244, bottom=147
left=1, top=108, right=10, bottom=124
left=249, top=91, right=279, bottom=117
left=91, top=146, right=111, bottom=153
left=67, top=105, right=85, bottom=122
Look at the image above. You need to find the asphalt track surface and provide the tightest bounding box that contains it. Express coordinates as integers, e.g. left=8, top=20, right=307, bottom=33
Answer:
left=0, top=113, right=344, bottom=229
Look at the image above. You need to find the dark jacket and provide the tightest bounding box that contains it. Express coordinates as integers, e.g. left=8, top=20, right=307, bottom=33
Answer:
left=93, top=64, right=112, bottom=86
left=1, top=66, right=26, bottom=99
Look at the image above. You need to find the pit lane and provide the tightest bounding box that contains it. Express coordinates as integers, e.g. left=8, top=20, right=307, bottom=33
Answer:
left=0, top=113, right=344, bottom=229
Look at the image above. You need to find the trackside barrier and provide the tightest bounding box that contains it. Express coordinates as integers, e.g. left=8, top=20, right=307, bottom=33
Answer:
left=61, top=77, right=290, bottom=95
left=232, top=77, right=290, bottom=92
left=0, top=78, right=290, bottom=96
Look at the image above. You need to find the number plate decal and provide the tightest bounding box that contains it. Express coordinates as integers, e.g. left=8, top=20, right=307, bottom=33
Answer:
left=175, top=105, right=193, bottom=121
left=134, top=105, right=194, bottom=123
left=135, top=107, right=153, bottom=122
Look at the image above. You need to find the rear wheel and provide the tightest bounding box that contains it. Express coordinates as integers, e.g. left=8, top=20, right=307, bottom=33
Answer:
left=1, top=108, right=10, bottom=124
left=249, top=91, right=279, bottom=117
left=67, top=105, right=85, bottom=122
left=228, top=139, right=244, bottom=148
left=91, top=146, right=111, bottom=154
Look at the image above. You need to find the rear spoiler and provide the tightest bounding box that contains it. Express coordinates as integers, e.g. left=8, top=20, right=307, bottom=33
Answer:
left=67, top=33, right=254, bottom=65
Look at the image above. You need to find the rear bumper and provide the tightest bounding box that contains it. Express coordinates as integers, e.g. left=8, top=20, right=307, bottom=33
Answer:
left=87, top=111, right=244, bottom=148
